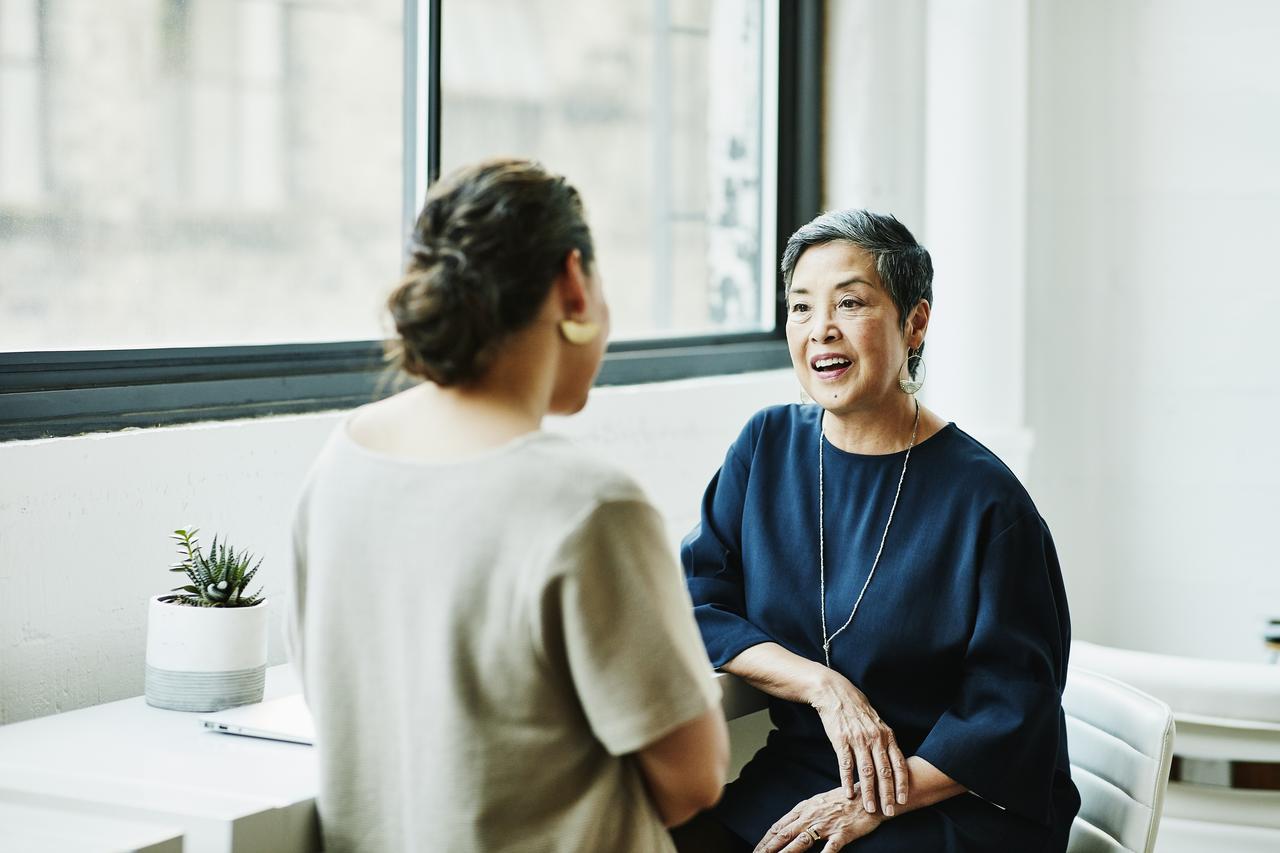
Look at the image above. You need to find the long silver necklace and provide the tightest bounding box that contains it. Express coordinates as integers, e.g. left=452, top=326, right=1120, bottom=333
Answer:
left=819, top=398, right=920, bottom=668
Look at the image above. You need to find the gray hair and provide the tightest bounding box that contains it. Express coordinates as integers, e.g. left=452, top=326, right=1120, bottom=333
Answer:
left=780, top=209, right=933, bottom=376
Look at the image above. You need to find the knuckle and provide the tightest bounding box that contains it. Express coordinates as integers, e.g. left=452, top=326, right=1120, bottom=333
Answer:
left=878, top=765, right=893, bottom=777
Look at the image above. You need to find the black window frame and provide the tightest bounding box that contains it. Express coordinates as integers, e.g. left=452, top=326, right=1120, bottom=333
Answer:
left=0, top=0, right=821, bottom=442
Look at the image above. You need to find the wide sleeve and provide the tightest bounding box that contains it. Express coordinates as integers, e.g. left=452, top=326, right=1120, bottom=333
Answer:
left=914, top=511, right=1071, bottom=825
left=546, top=499, right=722, bottom=757
left=680, top=442, right=774, bottom=669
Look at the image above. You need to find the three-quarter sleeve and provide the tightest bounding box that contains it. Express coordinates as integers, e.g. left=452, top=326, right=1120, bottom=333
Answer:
left=548, top=499, right=721, bottom=757
left=914, top=511, right=1071, bottom=825
left=681, top=443, right=775, bottom=669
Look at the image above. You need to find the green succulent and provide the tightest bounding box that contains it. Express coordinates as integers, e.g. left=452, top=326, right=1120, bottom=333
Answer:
left=161, top=527, right=264, bottom=607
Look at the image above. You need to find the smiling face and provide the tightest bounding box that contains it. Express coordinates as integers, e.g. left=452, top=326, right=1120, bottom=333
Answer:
left=786, top=241, right=925, bottom=417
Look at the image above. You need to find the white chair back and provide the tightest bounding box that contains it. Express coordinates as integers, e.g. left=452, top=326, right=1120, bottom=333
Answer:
left=1064, top=667, right=1175, bottom=853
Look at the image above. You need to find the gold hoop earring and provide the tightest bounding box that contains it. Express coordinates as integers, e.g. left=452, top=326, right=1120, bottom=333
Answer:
left=558, top=319, right=600, bottom=346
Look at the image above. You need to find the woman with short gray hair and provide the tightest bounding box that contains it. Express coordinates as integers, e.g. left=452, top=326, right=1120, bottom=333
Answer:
left=676, top=209, right=1079, bottom=852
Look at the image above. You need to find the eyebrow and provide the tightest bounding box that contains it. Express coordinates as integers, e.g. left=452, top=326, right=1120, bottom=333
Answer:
left=789, top=276, right=874, bottom=296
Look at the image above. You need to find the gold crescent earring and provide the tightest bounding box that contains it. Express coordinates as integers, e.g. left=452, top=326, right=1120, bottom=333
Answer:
left=558, top=319, right=600, bottom=346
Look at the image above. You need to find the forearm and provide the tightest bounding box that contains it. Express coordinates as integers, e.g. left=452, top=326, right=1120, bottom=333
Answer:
left=635, top=707, right=730, bottom=827
left=886, top=756, right=965, bottom=816
left=721, top=641, right=829, bottom=705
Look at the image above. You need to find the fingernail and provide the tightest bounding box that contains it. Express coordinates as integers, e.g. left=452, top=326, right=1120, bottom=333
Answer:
left=885, top=805, right=895, bottom=816
left=865, top=802, right=876, bottom=813
left=898, top=794, right=907, bottom=805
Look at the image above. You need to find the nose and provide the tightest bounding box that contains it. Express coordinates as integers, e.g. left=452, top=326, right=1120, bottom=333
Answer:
left=809, top=306, right=841, bottom=343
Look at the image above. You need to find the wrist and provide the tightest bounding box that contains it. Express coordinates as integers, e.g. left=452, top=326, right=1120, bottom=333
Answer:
left=800, top=661, right=829, bottom=707
left=849, top=787, right=888, bottom=825
left=803, top=663, right=845, bottom=708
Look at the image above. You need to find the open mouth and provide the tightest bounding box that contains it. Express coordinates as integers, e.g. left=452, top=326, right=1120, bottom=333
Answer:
left=810, top=354, right=852, bottom=380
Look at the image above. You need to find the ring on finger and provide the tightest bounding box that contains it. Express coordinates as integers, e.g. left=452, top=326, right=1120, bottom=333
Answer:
left=805, top=826, right=822, bottom=843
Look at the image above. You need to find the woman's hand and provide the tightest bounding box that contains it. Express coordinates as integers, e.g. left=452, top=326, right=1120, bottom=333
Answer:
left=722, top=643, right=909, bottom=815
left=753, top=787, right=883, bottom=853
left=806, top=669, right=908, bottom=816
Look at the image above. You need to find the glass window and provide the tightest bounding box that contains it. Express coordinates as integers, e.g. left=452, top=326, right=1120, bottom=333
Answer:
left=438, top=0, right=775, bottom=341
left=0, top=0, right=403, bottom=352
left=1, top=0, right=804, bottom=441
left=0, top=0, right=43, bottom=206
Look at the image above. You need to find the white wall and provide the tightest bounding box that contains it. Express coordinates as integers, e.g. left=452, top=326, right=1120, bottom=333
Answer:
left=1026, top=0, right=1280, bottom=660
left=0, top=370, right=798, bottom=725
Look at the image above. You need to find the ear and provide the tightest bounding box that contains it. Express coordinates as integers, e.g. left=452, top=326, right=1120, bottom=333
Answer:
left=554, top=249, right=590, bottom=318
left=905, top=299, right=931, bottom=350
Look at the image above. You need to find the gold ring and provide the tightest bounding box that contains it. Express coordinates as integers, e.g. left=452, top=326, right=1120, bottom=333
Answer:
left=805, top=826, right=822, bottom=843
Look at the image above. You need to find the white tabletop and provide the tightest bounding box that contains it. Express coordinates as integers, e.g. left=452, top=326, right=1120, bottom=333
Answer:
left=0, top=665, right=318, bottom=853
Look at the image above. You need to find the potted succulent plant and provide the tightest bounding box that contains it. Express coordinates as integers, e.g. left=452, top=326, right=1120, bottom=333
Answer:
left=144, top=528, right=270, bottom=712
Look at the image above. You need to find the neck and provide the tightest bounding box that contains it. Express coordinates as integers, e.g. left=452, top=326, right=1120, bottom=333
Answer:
left=821, top=395, right=920, bottom=455
left=426, top=328, right=557, bottom=434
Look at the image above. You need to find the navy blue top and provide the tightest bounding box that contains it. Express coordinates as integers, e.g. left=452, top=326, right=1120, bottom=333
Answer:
left=682, top=404, right=1080, bottom=852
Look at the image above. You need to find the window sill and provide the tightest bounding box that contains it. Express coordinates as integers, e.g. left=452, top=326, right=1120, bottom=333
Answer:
left=0, top=337, right=789, bottom=441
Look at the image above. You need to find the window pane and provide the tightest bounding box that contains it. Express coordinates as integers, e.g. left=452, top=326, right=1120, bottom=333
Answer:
left=0, top=0, right=402, bottom=352
left=439, top=0, right=771, bottom=341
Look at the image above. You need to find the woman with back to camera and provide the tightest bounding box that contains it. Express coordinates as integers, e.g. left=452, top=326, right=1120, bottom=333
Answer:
left=286, top=158, right=729, bottom=853
left=674, top=210, right=1079, bottom=852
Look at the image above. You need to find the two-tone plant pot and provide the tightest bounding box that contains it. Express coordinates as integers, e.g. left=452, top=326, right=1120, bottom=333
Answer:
left=144, top=594, right=270, bottom=712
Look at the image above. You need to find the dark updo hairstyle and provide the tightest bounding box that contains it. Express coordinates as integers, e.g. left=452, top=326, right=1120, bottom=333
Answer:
left=385, top=158, right=595, bottom=386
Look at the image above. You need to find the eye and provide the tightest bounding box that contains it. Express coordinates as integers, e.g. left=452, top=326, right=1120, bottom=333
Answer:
left=788, top=302, right=811, bottom=314
left=838, top=296, right=863, bottom=311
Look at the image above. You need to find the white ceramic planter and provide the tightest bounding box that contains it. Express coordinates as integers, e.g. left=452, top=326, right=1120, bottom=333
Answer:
left=144, top=595, right=270, bottom=712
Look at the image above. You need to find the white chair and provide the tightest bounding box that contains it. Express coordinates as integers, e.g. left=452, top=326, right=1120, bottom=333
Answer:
left=1072, top=641, right=1280, bottom=853
left=1064, top=667, right=1176, bottom=853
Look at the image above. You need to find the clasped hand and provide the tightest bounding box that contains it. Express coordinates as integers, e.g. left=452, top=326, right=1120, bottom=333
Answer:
left=751, top=668, right=906, bottom=853
left=808, top=669, right=908, bottom=817
left=752, top=787, right=882, bottom=853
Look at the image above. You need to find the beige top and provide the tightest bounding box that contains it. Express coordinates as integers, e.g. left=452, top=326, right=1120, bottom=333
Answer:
left=286, top=420, right=720, bottom=853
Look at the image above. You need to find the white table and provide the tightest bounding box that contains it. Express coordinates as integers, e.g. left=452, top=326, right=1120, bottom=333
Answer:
left=0, top=800, right=184, bottom=853
left=0, top=666, right=766, bottom=853
left=0, top=665, right=318, bottom=853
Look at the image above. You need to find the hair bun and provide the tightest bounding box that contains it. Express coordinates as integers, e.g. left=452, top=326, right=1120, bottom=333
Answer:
left=386, top=255, right=499, bottom=386
left=384, top=158, right=596, bottom=386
